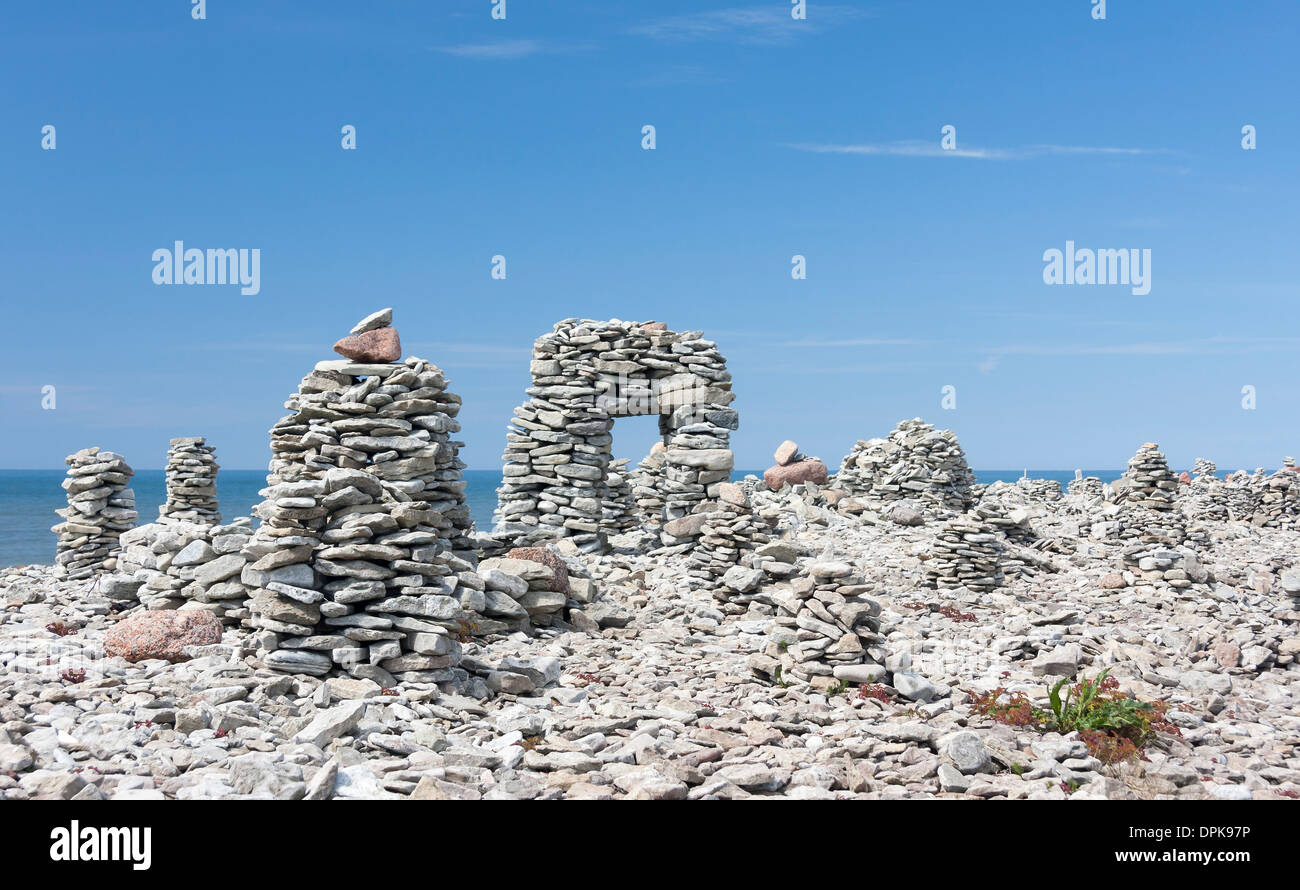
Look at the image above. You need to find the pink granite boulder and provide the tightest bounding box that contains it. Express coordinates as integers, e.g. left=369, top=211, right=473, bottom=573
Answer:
left=763, top=458, right=828, bottom=489
left=104, top=610, right=223, bottom=663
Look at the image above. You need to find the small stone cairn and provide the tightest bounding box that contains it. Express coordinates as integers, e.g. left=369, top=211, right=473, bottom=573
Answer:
left=924, top=514, right=1007, bottom=593
left=685, top=482, right=772, bottom=585
left=158, top=437, right=220, bottom=524
left=52, top=448, right=138, bottom=580
left=1113, top=443, right=1178, bottom=511
left=629, top=442, right=668, bottom=530
left=601, top=459, right=637, bottom=534
left=836, top=418, right=976, bottom=514
left=1067, top=470, right=1105, bottom=500
left=751, top=559, right=883, bottom=688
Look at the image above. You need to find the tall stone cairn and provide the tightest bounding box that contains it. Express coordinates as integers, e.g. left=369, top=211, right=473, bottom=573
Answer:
left=494, top=319, right=737, bottom=550
left=601, top=458, right=637, bottom=533
left=158, top=437, right=221, bottom=524
left=246, top=309, right=476, bottom=682
left=836, top=418, right=976, bottom=514
left=52, top=447, right=138, bottom=580
left=1113, top=443, right=1178, bottom=511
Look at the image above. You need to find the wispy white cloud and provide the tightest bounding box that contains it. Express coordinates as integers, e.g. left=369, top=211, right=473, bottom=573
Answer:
left=436, top=39, right=585, bottom=60
left=787, top=141, right=1170, bottom=161
left=631, top=6, right=868, bottom=46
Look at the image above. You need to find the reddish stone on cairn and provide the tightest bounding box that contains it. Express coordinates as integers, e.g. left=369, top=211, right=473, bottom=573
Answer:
left=1178, top=471, right=1191, bottom=484
left=764, top=458, right=828, bottom=489
left=104, top=610, right=223, bottom=663
left=506, top=546, right=570, bottom=593
left=333, top=327, right=401, bottom=363
left=774, top=440, right=799, bottom=467
left=640, top=321, right=668, bottom=332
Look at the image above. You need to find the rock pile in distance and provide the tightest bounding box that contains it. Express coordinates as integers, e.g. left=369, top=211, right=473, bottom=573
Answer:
left=629, top=443, right=668, bottom=530
left=114, top=518, right=254, bottom=620
left=52, top=448, right=138, bottom=581
left=836, top=419, right=976, bottom=514
left=1113, top=443, right=1178, bottom=511
left=158, top=437, right=220, bottom=524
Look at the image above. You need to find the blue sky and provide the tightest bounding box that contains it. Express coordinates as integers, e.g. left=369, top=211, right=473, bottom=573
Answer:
left=1, top=1, right=1297, bottom=474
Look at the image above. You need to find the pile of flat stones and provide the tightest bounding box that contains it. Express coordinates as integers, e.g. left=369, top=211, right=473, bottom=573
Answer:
left=1113, top=444, right=1179, bottom=511
left=475, top=547, right=596, bottom=631
left=52, top=448, right=138, bottom=581
left=1116, top=507, right=1210, bottom=592
left=1016, top=477, right=1062, bottom=502
left=601, top=459, right=637, bottom=534
left=1256, top=466, right=1300, bottom=529
left=836, top=418, right=976, bottom=514
left=1179, top=460, right=1300, bottom=528
left=628, top=443, right=668, bottom=531
left=158, top=437, right=220, bottom=524
left=1066, top=471, right=1105, bottom=500
left=494, top=319, right=736, bottom=551
left=684, top=483, right=772, bottom=585
left=241, top=312, right=478, bottom=683
left=1192, top=458, right=1218, bottom=480
left=971, top=490, right=1036, bottom=546
left=113, top=519, right=254, bottom=621
left=924, top=514, right=1007, bottom=592
left=750, top=559, right=883, bottom=689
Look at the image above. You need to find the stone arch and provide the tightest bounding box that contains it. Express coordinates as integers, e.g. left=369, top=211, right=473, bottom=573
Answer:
left=494, top=318, right=737, bottom=550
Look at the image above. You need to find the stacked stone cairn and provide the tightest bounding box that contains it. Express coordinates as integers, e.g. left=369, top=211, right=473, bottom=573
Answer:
left=836, top=418, right=976, bottom=515
left=601, top=459, right=637, bottom=534
left=245, top=309, right=478, bottom=682
left=750, top=559, right=883, bottom=689
left=1016, top=477, right=1062, bottom=502
left=1067, top=470, right=1105, bottom=500
left=972, top=488, right=1036, bottom=546
left=924, top=514, right=1007, bottom=593
left=685, top=482, right=772, bottom=585
left=494, top=319, right=737, bottom=551
left=1112, top=443, right=1179, bottom=510
left=629, top=442, right=668, bottom=530
left=1191, top=458, right=1218, bottom=480
left=158, top=437, right=220, bottom=524
left=52, top=448, right=138, bottom=580
left=1116, top=508, right=1210, bottom=592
